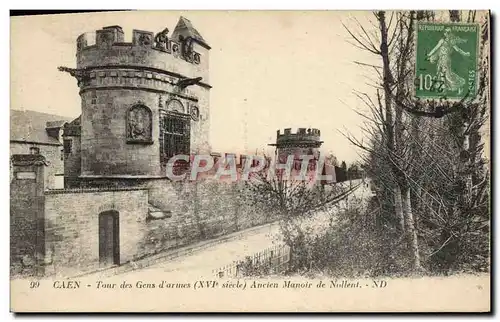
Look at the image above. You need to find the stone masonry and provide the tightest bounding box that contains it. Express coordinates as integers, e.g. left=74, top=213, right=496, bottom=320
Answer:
left=11, top=17, right=275, bottom=278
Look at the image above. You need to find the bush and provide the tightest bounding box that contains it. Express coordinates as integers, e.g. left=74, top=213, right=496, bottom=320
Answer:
left=287, top=196, right=412, bottom=277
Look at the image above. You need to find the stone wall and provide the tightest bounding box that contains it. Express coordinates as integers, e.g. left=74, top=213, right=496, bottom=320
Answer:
left=10, top=155, right=47, bottom=276
left=43, top=188, right=149, bottom=277
left=139, top=179, right=274, bottom=258
left=63, top=135, right=81, bottom=188
left=12, top=176, right=274, bottom=278
left=80, top=88, right=161, bottom=177
left=77, top=84, right=210, bottom=177
left=10, top=142, right=64, bottom=189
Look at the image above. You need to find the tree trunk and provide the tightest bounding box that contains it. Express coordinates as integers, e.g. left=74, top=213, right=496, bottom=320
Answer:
left=378, top=11, right=395, bottom=154
left=402, top=186, right=422, bottom=271
left=394, top=186, right=405, bottom=232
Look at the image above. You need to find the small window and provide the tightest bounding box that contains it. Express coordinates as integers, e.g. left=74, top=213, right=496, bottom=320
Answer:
left=91, top=91, right=97, bottom=104
left=61, top=149, right=64, bottom=161
left=29, top=147, right=40, bottom=155
left=159, top=111, right=190, bottom=161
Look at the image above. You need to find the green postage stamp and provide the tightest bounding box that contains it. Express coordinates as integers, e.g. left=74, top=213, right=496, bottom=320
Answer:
left=415, top=22, right=480, bottom=100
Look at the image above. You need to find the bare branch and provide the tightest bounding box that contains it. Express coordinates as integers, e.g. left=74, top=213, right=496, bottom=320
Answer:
left=342, top=22, right=381, bottom=55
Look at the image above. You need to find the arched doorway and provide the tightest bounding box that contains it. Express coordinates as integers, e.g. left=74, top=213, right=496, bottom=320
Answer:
left=98, top=210, right=120, bottom=267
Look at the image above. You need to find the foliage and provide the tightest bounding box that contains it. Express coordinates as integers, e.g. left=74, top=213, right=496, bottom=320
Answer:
left=342, top=10, right=490, bottom=275
left=308, top=196, right=411, bottom=277
left=246, top=155, right=360, bottom=272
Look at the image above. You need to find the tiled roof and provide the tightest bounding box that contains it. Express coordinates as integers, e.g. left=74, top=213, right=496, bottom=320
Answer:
left=172, top=16, right=210, bottom=48
left=11, top=154, right=48, bottom=166
left=10, top=109, right=73, bottom=145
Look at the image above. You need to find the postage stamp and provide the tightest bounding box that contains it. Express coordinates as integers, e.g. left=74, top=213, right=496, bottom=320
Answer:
left=8, top=10, right=491, bottom=313
left=415, top=22, right=480, bottom=100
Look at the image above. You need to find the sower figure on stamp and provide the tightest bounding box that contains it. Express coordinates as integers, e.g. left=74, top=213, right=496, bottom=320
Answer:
left=427, top=27, right=471, bottom=95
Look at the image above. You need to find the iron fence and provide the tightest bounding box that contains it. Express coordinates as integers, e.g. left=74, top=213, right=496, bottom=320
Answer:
left=212, top=243, right=290, bottom=278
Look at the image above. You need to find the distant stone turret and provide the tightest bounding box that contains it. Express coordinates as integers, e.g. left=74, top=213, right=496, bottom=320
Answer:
left=269, top=127, right=323, bottom=166
left=272, top=128, right=322, bottom=148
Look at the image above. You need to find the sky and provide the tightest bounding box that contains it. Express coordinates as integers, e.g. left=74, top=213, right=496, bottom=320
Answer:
left=11, top=11, right=380, bottom=163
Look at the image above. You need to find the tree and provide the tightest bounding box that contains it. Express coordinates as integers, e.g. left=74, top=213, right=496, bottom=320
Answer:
left=341, top=161, right=347, bottom=172
left=343, top=10, right=423, bottom=271
left=343, top=10, right=490, bottom=274
left=412, top=11, right=490, bottom=273
left=246, top=154, right=360, bottom=271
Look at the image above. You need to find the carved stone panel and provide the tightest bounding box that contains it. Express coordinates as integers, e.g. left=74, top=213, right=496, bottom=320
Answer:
left=171, top=42, right=180, bottom=57
left=193, top=53, right=201, bottom=64
left=166, top=99, right=185, bottom=114
left=133, top=30, right=154, bottom=47
left=190, top=105, right=200, bottom=121
left=127, top=104, right=153, bottom=144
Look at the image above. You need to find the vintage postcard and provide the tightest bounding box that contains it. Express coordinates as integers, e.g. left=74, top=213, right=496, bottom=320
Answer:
left=10, top=10, right=491, bottom=312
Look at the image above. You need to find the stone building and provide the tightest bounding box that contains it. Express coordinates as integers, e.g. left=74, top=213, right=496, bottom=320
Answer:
left=62, top=17, right=211, bottom=187
left=10, top=110, right=72, bottom=189
left=10, top=17, right=273, bottom=278
left=269, top=127, right=336, bottom=183
left=270, top=128, right=323, bottom=164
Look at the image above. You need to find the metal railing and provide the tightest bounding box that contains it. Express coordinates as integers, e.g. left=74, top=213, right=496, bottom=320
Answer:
left=212, top=243, right=290, bottom=278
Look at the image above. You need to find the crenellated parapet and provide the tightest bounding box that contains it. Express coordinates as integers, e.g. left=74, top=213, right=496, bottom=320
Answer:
left=77, top=26, right=203, bottom=65
left=274, top=127, right=322, bottom=146
left=74, top=23, right=210, bottom=90
left=268, top=127, right=323, bottom=150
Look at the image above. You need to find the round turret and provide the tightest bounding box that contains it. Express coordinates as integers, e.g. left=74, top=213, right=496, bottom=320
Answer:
left=64, top=18, right=211, bottom=179
left=273, top=128, right=323, bottom=148
left=269, top=127, right=324, bottom=163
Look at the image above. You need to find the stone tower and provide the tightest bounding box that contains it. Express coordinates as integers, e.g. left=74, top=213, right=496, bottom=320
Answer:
left=62, top=17, right=211, bottom=186
left=268, top=127, right=324, bottom=178
left=270, top=128, right=323, bottom=162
